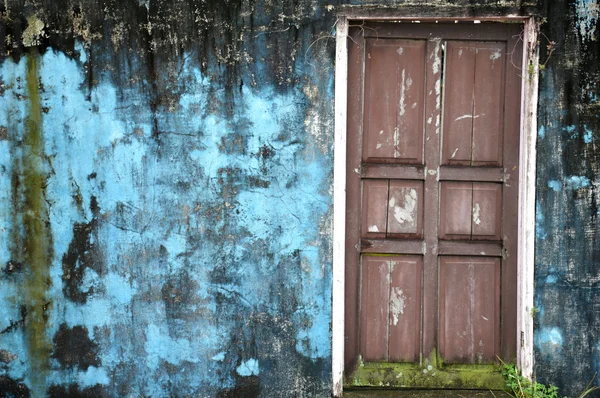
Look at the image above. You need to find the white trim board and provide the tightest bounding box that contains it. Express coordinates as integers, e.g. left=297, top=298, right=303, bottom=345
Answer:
left=517, top=17, right=540, bottom=380
left=331, top=16, right=539, bottom=396
left=332, top=15, right=348, bottom=398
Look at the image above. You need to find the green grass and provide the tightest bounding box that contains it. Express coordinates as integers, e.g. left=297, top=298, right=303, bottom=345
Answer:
left=499, top=360, right=598, bottom=398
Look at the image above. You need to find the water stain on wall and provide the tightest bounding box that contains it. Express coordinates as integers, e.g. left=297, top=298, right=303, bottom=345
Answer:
left=51, top=323, right=100, bottom=370
left=61, top=196, right=103, bottom=304
left=0, top=375, right=31, bottom=398
left=1, top=0, right=598, bottom=396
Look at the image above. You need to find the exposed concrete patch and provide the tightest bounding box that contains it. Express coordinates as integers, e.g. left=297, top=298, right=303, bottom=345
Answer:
left=22, top=16, right=45, bottom=47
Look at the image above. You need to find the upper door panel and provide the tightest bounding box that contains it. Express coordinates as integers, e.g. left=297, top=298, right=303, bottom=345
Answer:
left=363, top=39, right=426, bottom=164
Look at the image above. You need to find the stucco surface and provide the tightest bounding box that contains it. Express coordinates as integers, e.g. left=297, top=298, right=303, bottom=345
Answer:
left=0, top=0, right=599, bottom=397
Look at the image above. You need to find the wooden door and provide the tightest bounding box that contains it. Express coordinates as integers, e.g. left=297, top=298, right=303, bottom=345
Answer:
left=345, top=22, right=522, bottom=388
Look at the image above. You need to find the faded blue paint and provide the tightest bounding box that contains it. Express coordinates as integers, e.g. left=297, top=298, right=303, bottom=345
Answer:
left=212, top=352, right=226, bottom=361
left=547, top=176, right=590, bottom=191
left=534, top=1, right=600, bottom=393
left=583, top=125, right=593, bottom=143
left=547, top=180, right=563, bottom=192
left=2, top=1, right=600, bottom=396
left=536, top=201, right=547, bottom=240
left=576, top=0, right=600, bottom=41
left=563, top=124, right=578, bottom=139
left=1, top=41, right=332, bottom=395
left=564, top=175, right=590, bottom=189
left=595, top=341, right=600, bottom=377
left=536, top=327, right=564, bottom=351
left=237, top=358, right=260, bottom=376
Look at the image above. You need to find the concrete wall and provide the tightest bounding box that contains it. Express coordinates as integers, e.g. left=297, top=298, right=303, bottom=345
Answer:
left=534, top=1, right=600, bottom=396
left=0, top=0, right=599, bottom=397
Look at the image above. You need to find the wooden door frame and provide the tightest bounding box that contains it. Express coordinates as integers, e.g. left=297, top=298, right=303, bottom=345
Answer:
left=332, top=13, right=540, bottom=397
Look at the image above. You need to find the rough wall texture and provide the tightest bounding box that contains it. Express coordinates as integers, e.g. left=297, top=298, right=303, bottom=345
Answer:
left=0, top=1, right=335, bottom=396
left=0, top=0, right=599, bottom=397
left=534, top=1, right=600, bottom=397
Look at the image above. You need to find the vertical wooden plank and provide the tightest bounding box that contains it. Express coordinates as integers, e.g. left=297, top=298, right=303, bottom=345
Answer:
left=473, top=257, right=501, bottom=364
left=363, top=39, right=399, bottom=161
left=395, top=41, right=426, bottom=164
left=421, top=38, right=443, bottom=363
left=387, top=180, right=423, bottom=238
left=439, top=182, right=473, bottom=240
left=472, top=43, right=506, bottom=166
left=363, top=40, right=426, bottom=164
left=332, top=16, right=348, bottom=396
left=441, top=42, right=476, bottom=166
left=501, top=24, right=523, bottom=361
left=344, top=27, right=364, bottom=372
left=518, top=18, right=539, bottom=378
left=361, top=180, right=389, bottom=239
left=360, top=257, right=390, bottom=361
left=388, top=256, right=422, bottom=362
left=439, top=257, right=500, bottom=364
left=472, top=183, right=502, bottom=240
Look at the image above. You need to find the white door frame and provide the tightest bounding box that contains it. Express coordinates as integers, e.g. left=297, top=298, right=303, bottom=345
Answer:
left=331, top=15, right=540, bottom=397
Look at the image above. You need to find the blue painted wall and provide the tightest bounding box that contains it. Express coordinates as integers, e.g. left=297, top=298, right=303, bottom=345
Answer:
left=0, top=1, right=336, bottom=395
left=0, top=0, right=600, bottom=397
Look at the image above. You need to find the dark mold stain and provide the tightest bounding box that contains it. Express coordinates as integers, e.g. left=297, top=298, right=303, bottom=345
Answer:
left=247, top=176, right=270, bottom=188
left=51, top=323, right=100, bottom=371
left=161, top=269, right=200, bottom=323
left=0, top=350, right=18, bottom=363
left=219, top=132, right=248, bottom=155
left=0, top=126, right=7, bottom=140
left=256, top=144, right=275, bottom=160
left=0, top=0, right=338, bottom=99
left=257, top=144, right=275, bottom=174
left=47, top=384, right=108, bottom=398
left=534, top=0, right=600, bottom=395
left=0, top=376, right=30, bottom=398
left=216, top=376, right=260, bottom=398
left=2, top=260, right=23, bottom=275
left=61, top=196, right=103, bottom=303
left=0, top=305, right=27, bottom=335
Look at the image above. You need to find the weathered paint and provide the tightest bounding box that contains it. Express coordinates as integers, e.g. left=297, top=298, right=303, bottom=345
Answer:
left=1, top=1, right=335, bottom=394
left=0, top=0, right=599, bottom=396
left=535, top=0, right=600, bottom=395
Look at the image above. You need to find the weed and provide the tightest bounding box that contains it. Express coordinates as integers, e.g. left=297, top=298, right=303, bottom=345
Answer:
left=500, top=359, right=599, bottom=398
left=501, top=362, right=562, bottom=398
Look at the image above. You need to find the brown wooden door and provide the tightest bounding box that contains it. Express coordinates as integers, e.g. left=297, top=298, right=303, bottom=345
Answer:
left=345, top=22, right=522, bottom=388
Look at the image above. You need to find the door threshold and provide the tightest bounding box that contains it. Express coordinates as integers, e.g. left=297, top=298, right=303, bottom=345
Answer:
left=343, top=390, right=511, bottom=397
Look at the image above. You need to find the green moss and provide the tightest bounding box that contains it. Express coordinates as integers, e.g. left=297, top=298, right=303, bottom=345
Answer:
left=346, top=351, right=506, bottom=390
left=22, top=50, right=52, bottom=395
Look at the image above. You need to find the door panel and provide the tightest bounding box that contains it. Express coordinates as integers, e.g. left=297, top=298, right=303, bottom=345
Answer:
left=388, top=256, right=422, bottom=362
left=387, top=180, right=423, bottom=238
left=363, top=39, right=426, bottom=164
left=345, top=22, right=522, bottom=388
left=360, top=257, right=390, bottom=361
left=439, top=182, right=473, bottom=240
left=361, top=180, right=389, bottom=239
left=442, top=42, right=506, bottom=166
left=439, top=257, right=500, bottom=364
left=359, top=256, right=423, bottom=362
left=472, top=43, right=506, bottom=166
left=442, top=42, right=476, bottom=166
left=472, top=183, right=503, bottom=240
